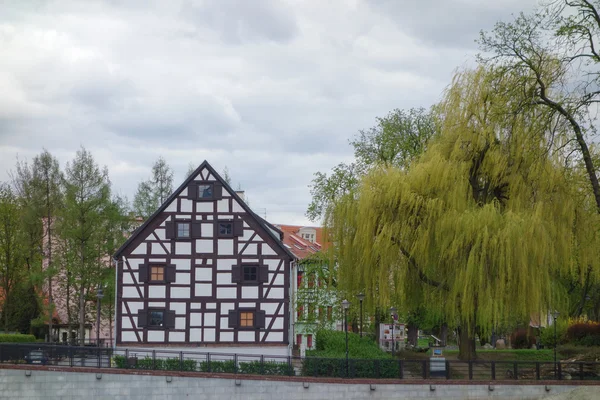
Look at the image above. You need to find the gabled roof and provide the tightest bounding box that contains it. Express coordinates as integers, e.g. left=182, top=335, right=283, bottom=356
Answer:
left=114, top=160, right=295, bottom=260
left=274, top=224, right=329, bottom=260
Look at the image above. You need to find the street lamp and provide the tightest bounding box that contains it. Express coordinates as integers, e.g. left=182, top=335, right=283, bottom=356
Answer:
left=356, top=293, right=365, bottom=337
left=390, top=307, right=397, bottom=357
left=96, top=285, right=104, bottom=347
left=552, top=310, right=560, bottom=378
left=342, top=299, right=351, bottom=377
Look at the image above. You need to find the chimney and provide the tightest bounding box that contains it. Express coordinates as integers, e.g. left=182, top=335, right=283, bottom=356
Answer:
left=235, top=190, right=245, bottom=202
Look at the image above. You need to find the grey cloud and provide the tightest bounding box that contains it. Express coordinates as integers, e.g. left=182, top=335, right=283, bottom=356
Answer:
left=367, top=0, right=540, bottom=49
left=182, top=0, right=298, bottom=44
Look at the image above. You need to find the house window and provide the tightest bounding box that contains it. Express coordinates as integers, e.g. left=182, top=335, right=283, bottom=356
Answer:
left=150, top=265, right=165, bottom=282
left=198, top=184, right=213, bottom=199
left=243, top=265, right=258, bottom=282
left=177, top=222, right=190, bottom=238
left=296, top=334, right=302, bottom=346
left=240, top=311, right=254, bottom=328
left=307, top=334, right=313, bottom=348
left=297, top=305, right=304, bottom=320
left=149, top=310, right=164, bottom=327
left=219, top=222, right=233, bottom=236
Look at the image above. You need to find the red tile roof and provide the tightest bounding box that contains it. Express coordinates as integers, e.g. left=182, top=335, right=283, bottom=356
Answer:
left=273, top=224, right=330, bottom=260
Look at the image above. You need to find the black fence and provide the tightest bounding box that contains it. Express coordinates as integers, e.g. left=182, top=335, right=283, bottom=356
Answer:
left=0, top=343, right=598, bottom=381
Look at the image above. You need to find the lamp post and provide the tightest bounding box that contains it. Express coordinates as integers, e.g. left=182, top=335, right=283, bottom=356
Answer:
left=390, top=307, right=397, bottom=357
left=552, top=310, right=560, bottom=378
left=342, top=299, right=350, bottom=377
left=356, top=293, right=365, bottom=337
left=96, top=285, right=104, bottom=347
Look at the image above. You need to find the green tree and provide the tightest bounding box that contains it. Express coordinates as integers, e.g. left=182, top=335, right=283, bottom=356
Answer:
left=479, top=0, right=600, bottom=318
left=58, top=147, right=116, bottom=343
left=327, top=67, right=598, bottom=360
left=133, top=157, right=173, bottom=219
left=0, top=184, right=27, bottom=330
left=307, top=108, right=437, bottom=222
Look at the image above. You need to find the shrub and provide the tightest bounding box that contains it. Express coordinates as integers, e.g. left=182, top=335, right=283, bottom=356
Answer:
left=510, top=329, right=536, bottom=349
left=0, top=334, right=36, bottom=343
left=301, top=357, right=400, bottom=378
left=199, top=360, right=237, bottom=373
left=112, top=355, right=197, bottom=371
left=310, top=329, right=391, bottom=359
left=238, top=360, right=294, bottom=376
left=567, top=321, right=600, bottom=345
left=540, top=319, right=568, bottom=347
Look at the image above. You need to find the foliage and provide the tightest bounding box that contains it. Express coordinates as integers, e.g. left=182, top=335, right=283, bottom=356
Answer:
left=200, top=360, right=236, bottom=373
left=307, top=107, right=437, bottom=223
left=133, top=157, right=173, bottom=219
left=540, top=320, right=569, bottom=348
left=301, top=357, right=400, bottom=379
left=112, top=355, right=197, bottom=371
left=326, top=66, right=599, bottom=360
left=510, top=329, right=537, bottom=350
left=309, top=329, right=390, bottom=360
left=566, top=320, right=600, bottom=345
left=237, top=360, right=294, bottom=376
left=0, top=334, right=36, bottom=343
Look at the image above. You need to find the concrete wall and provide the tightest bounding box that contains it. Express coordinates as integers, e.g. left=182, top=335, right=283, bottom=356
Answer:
left=0, top=368, right=587, bottom=400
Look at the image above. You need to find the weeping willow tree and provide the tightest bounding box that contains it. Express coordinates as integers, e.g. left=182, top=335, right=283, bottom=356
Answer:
left=327, top=66, right=600, bottom=360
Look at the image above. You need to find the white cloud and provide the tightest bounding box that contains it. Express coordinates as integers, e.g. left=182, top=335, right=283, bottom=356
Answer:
left=0, top=0, right=539, bottom=225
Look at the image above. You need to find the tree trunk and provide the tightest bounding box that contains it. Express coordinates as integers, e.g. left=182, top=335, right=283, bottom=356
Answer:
left=440, top=323, right=448, bottom=346
left=407, top=324, right=418, bottom=347
left=457, top=324, right=477, bottom=360
left=78, top=286, right=85, bottom=345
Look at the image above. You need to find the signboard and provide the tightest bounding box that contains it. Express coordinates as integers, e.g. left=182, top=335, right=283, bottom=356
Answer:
left=379, top=323, right=405, bottom=352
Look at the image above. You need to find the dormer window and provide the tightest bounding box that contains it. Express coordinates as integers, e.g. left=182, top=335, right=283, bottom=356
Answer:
left=219, top=222, right=233, bottom=236
left=187, top=182, right=223, bottom=201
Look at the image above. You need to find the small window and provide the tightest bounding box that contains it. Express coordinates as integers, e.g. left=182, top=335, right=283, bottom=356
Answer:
left=240, top=311, right=254, bottom=328
left=198, top=184, right=213, bottom=199
left=219, top=222, right=233, bottom=236
left=150, top=265, right=165, bottom=282
left=149, top=310, right=164, bottom=327
left=243, top=265, right=258, bottom=282
left=177, top=222, right=190, bottom=238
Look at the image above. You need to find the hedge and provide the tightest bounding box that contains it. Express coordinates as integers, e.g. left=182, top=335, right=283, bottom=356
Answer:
left=301, top=357, right=401, bottom=379
left=0, top=334, right=36, bottom=343
left=113, top=356, right=294, bottom=376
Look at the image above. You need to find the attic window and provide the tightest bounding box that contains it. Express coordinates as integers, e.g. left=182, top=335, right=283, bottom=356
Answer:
left=198, top=184, right=213, bottom=199
left=177, top=222, right=190, bottom=238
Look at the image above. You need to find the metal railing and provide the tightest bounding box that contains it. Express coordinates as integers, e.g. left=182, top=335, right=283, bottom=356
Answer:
left=0, top=343, right=598, bottom=381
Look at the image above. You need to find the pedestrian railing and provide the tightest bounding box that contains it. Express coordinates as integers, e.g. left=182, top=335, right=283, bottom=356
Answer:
left=0, top=343, right=598, bottom=381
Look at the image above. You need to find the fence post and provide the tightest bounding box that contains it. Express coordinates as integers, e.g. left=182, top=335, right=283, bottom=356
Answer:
left=313, top=358, right=318, bottom=377
left=288, top=356, right=293, bottom=377
left=179, top=351, right=183, bottom=371
left=234, top=354, right=238, bottom=374
left=446, top=360, right=451, bottom=380
left=536, top=362, right=540, bottom=380
left=558, top=362, right=562, bottom=380
left=207, top=353, right=211, bottom=373
left=97, top=347, right=101, bottom=369
left=152, top=350, right=156, bottom=370
left=399, top=359, right=404, bottom=379
left=125, top=349, right=129, bottom=369
left=491, top=361, right=495, bottom=380
left=375, top=360, right=380, bottom=379
left=422, top=360, right=427, bottom=379
left=468, top=360, right=473, bottom=380
left=580, top=363, right=584, bottom=381
left=513, top=362, right=518, bottom=380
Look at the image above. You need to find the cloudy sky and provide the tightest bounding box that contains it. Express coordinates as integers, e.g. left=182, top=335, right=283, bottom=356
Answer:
left=0, top=0, right=539, bottom=225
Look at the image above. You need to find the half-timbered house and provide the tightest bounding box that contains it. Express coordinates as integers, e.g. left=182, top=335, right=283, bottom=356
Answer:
left=113, top=161, right=296, bottom=356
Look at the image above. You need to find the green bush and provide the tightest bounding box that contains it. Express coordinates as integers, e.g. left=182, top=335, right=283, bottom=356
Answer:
left=0, top=334, right=36, bottom=343
left=309, top=329, right=391, bottom=359
left=199, top=360, right=236, bottom=373
left=237, top=360, right=294, bottom=376
left=301, top=357, right=401, bottom=378
left=540, top=320, right=568, bottom=347
left=112, top=355, right=197, bottom=372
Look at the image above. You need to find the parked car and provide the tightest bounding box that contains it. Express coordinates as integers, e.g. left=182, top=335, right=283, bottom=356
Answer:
left=25, top=350, right=49, bottom=365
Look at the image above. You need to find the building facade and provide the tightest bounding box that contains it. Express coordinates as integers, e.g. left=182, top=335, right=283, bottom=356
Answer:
left=113, top=161, right=295, bottom=356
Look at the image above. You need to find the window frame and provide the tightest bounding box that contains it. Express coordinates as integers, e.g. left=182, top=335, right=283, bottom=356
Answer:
left=175, top=221, right=191, bottom=239
left=217, top=221, right=234, bottom=237
left=197, top=183, right=214, bottom=200
left=238, top=310, right=255, bottom=330
left=149, top=265, right=166, bottom=283
left=147, top=308, right=166, bottom=329
left=241, top=265, right=259, bottom=284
